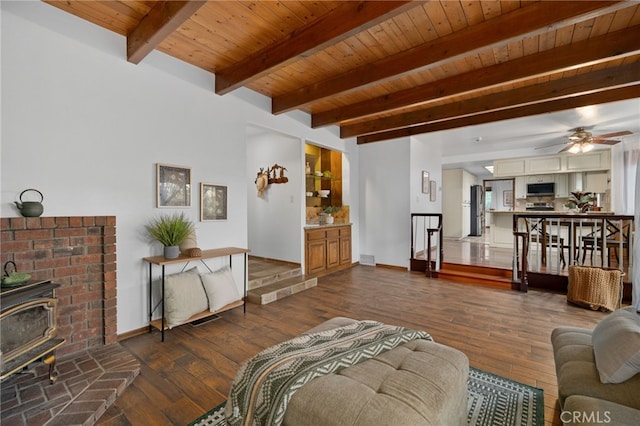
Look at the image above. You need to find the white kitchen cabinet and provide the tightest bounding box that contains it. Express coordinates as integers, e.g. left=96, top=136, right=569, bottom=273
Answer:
left=526, top=174, right=554, bottom=183
left=527, top=156, right=562, bottom=174
left=493, top=159, right=526, bottom=177
left=514, top=176, right=526, bottom=199
left=554, top=173, right=569, bottom=197
left=563, top=170, right=609, bottom=194
left=565, top=150, right=610, bottom=172
left=568, top=172, right=584, bottom=193
left=584, top=171, right=609, bottom=193
left=492, top=150, right=611, bottom=178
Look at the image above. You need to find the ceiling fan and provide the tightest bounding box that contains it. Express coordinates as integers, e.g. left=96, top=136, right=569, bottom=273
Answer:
left=540, top=127, right=633, bottom=153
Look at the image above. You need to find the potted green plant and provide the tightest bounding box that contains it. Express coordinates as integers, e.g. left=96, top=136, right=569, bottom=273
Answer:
left=564, top=191, right=596, bottom=213
left=322, top=206, right=336, bottom=224
left=145, top=212, right=195, bottom=258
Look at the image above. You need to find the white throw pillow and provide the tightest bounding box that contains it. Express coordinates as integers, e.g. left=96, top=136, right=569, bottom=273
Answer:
left=164, top=267, right=208, bottom=328
left=592, top=307, right=640, bottom=383
left=201, top=266, right=241, bottom=312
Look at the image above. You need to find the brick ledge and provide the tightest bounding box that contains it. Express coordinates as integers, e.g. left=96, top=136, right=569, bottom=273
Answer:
left=0, top=344, right=140, bottom=426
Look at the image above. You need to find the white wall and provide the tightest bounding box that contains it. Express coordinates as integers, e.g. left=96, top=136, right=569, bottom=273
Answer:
left=358, top=138, right=410, bottom=267
left=358, top=136, right=443, bottom=269
left=246, top=127, right=302, bottom=263
left=486, top=180, right=514, bottom=211
left=341, top=142, right=359, bottom=263
left=410, top=136, right=443, bottom=213
left=1, top=2, right=354, bottom=334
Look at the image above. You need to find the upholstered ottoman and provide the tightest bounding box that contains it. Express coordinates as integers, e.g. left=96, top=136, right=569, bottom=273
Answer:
left=280, top=317, right=470, bottom=426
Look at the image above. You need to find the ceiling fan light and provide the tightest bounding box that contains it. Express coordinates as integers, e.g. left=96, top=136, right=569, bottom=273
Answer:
left=568, top=144, right=581, bottom=154
left=582, top=143, right=594, bottom=152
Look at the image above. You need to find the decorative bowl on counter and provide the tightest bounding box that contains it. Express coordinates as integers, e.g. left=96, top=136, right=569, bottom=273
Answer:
left=318, top=190, right=330, bottom=197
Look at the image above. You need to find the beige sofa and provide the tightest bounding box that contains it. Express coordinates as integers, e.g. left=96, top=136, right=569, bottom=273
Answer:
left=551, top=306, right=640, bottom=425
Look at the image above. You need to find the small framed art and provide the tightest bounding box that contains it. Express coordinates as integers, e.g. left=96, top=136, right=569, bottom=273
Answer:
left=503, top=190, right=513, bottom=207
left=422, top=171, right=430, bottom=194
left=201, top=183, right=228, bottom=221
left=429, top=180, right=436, bottom=201
left=157, top=163, right=191, bottom=208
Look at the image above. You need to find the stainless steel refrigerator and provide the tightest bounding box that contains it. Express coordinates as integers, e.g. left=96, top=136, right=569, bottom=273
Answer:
left=469, top=185, right=484, bottom=236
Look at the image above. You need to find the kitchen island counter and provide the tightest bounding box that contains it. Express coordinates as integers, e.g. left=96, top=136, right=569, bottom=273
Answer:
left=489, top=211, right=517, bottom=248
left=489, top=210, right=616, bottom=249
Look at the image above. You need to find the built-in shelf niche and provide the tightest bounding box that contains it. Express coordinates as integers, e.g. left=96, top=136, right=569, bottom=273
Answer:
left=305, top=144, right=342, bottom=209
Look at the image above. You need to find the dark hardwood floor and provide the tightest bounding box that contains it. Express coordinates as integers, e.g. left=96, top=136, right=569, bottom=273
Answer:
left=98, top=264, right=610, bottom=426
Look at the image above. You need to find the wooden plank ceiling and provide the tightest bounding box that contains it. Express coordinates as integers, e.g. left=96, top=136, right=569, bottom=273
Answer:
left=44, top=0, right=640, bottom=144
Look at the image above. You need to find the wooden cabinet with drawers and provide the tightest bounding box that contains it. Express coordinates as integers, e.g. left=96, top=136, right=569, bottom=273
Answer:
left=305, top=225, right=352, bottom=276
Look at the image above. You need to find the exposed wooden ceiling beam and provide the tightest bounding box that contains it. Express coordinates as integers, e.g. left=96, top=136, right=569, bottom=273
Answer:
left=342, top=62, right=640, bottom=138
left=347, top=63, right=640, bottom=139
left=127, top=1, right=207, bottom=64
left=356, top=86, right=640, bottom=144
left=313, top=26, right=640, bottom=128
left=272, top=0, right=629, bottom=114
left=214, top=1, right=417, bottom=95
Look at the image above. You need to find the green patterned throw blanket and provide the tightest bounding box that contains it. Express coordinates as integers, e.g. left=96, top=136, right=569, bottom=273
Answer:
left=225, top=320, right=432, bottom=426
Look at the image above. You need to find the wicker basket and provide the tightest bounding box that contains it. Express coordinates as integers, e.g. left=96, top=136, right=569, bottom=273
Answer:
left=567, top=265, right=623, bottom=312
left=188, top=247, right=202, bottom=257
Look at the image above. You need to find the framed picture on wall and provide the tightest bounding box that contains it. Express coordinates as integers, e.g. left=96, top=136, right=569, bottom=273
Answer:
left=429, top=180, right=436, bottom=201
left=422, top=171, right=430, bottom=194
left=157, top=163, right=191, bottom=208
left=201, top=183, right=228, bottom=221
left=503, top=190, right=513, bottom=207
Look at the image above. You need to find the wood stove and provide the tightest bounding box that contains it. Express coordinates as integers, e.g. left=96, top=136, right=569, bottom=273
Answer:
left=0, top=281, right=65, bottom=383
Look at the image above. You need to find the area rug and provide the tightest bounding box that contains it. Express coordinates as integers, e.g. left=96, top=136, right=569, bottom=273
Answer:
left=190, top=367, right=544, bottom=426
left=467, top=367, right=544, bottom=426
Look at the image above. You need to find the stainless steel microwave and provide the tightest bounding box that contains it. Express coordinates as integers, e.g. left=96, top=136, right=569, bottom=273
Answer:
left=526, top=182, right=555, bottom=197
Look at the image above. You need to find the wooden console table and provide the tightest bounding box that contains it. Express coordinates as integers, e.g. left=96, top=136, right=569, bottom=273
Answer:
left=143, top=247, right=250, bottom=341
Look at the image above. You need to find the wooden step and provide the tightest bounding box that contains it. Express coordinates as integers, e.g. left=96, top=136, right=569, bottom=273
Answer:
left=247, top=275, right=317, bottom=305
left=435, top=263, right=513, bottom=290
left=248, top=265, right=302, bottom=290
left=440, top=262, right=512, bottom=278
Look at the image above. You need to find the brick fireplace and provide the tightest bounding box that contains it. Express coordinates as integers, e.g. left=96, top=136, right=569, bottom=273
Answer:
left=1, top=216, right=117, bottom=355
left=1, top=216, right=139, bottom=425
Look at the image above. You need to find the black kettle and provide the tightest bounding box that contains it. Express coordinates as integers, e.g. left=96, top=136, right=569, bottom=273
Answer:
left=14, top=189, right=44, bottom=217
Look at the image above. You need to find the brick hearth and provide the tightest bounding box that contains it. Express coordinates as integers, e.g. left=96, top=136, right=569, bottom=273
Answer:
left=0, top=344, right=139, bottom=425
left=1, top=216, right=138, bottom=425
